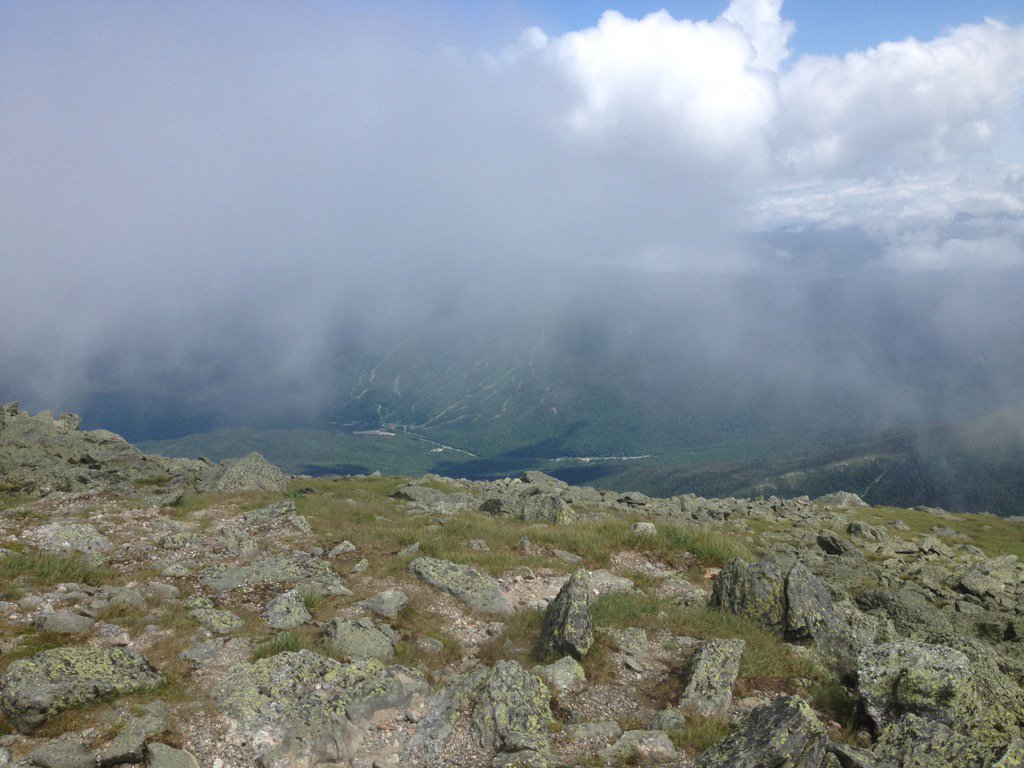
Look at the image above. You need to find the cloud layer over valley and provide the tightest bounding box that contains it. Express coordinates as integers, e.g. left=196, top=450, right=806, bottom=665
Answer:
left=2, top=0, right=1023, bottom=449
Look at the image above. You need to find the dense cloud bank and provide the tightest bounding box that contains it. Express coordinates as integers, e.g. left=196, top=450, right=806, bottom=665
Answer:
left=1, top=1, right=1023, bottom=439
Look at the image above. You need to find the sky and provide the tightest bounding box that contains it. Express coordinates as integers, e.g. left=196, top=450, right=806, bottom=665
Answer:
left=1, top=0, right=1024, bottom=437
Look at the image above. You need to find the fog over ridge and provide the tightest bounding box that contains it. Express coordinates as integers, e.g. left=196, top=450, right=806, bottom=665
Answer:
left=2, top=0, right=1023, bottom=448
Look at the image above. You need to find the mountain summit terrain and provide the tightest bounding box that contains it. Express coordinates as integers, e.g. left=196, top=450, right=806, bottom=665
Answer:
left=1, top=404, right=1024, bottom=766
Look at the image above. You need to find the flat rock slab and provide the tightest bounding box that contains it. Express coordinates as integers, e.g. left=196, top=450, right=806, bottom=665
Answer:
left=0, top=647, right=164, bottom=733
left=28, top=739, right=94, bottom=768
left=409, top=557, right=511, bottom=614
left=214, top=649, right=427, bottom=767
left=201, top=555, right=350, bottom=595
left=146, top=743, right=201, bottom=768
left=323, top=617, right=397, bottom=660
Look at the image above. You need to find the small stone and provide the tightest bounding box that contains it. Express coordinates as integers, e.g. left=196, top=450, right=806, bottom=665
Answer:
left=146, top=743, right=201, bottom=768
left=352, top=558, right=370, bottom=574
left=598, top=730, right=678, bottom=763
left=264, top=590, right=312, bottom=630
left=330, top=541, right=357, bottom=556
left=630, top=522, right=657, bottom=537
left=359, top=590, right=409, bottom=621
left=33, top=610, right=95, bottom=635
left=532, top=656, right=586, bottom=698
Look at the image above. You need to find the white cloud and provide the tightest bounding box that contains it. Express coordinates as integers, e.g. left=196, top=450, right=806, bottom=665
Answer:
left=540, top=6, right=780, bottom=166
left=776, top=20, right=1024, bottom=175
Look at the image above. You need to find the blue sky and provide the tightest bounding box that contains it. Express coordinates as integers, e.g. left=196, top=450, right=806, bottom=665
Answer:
left=523, top=1, right=1024, bottom=53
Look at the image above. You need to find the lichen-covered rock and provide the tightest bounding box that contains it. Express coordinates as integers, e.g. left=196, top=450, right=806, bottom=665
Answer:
left=532, top=656, right=586, bottom=698
left=212, top=452, right=287, bottom=492
left=33, top=522, right=112, bottom=554
left=265, top=590, right=312, bottom=629
left=0, top=647, right=164, bottom=733
left=323, top=617, right=397, bottom=660
left=201, top=554, right=350, bottom=595
left=679, top=639, right=744, bottom=717
left=409, top=557, right=511, bottom=614
left=597, top=730, right=678, bottom=764
left=712, top=558, right=787, bottom=632
left=815, top=492, right=869, bottom=507
left=536, top=569, right=593, bottom=660
left=214, top=650, right=427, bottom=766
left=97, top=701, right=171, bottom=766
left=358, top=589, right=409, bottom=620
left=407, top=667, right=492, bottom=762
left=696, top=695, right=827, bottom=768
left=786, top=562, right=863, bottom=676
left=874, top=714, right=1001, bottom=768
left=471, top=660, right=553, bottom=756
left=189, top=606, right=244, bottom=635
left=857, top=641, right=995, bottom=739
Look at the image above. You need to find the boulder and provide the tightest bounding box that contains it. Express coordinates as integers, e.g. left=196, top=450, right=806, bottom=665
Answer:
left=679, top=639, right=744, bottom=717
left=536, top=568, right=593, bottom=660
left=409, top=557, right=511, bottom=614
left=874, top=714, right=1001, bottom=768
left=532, top=656, right=586, bottom=698
left=471, top=660, right=553, bottom=756
left=323, top=617, right=397, bottom=660
left=0, top=647, right=164, bottom=733
left=97, top=701, right=171, bottom=766
left=696, top=695, right=827, bottom=768
left=265, top=590, right=312, bottom=629
left=854, top=640, right=1020, bottom=742
left=214, top=650, right=427, bottom=766
left=712, top=559, right=787, bottom=633
left=33, top=611, right=95, bottom=635
left=212, top=452, right=287, bottom=492
left=27, top=740, right=94, bottom=768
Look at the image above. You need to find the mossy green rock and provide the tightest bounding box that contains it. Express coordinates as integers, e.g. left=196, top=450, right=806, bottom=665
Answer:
left=471, top=660, right=553, bottom=756
left=536, top=568, right=593, bottom=660
left=712, top=558, right=787, bottom=632
left=409, top=557, right=511, bottom=614
left=679, top=638, right=744, bottom=717
left=0, top=647, right=164, bottom=733
left=696, top=695, right=827, bottom=768
left=214, top=649, right=426, bottom=765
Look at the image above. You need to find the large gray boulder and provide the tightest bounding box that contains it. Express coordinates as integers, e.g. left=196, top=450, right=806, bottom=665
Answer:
left=873, top=714, right=1003, bottom=768
left=212, top=452, right=287, bottom=492
left=858, top=641, right=974, bottom=735
left=696, top=695, right=827, bottom=768
left=712, top=559, right=787, bottom=633
left=201, top=554, right=350, bottom=595
left=0, top=404, right=199, bottom=493
left=214, top=650, right=427, bottom=767
left=536, top=569, right=593, bottom=660
left=409, top=557, right=511, bottom=614
left=471, top=660, right=553, bottom=758
left=0, top=647, right=164, bottom=733
left=679, top=639, right=744, bottom=717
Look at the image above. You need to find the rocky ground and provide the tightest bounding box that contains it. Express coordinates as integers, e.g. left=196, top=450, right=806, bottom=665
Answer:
left=2, top=405, right=1024, bottom=766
